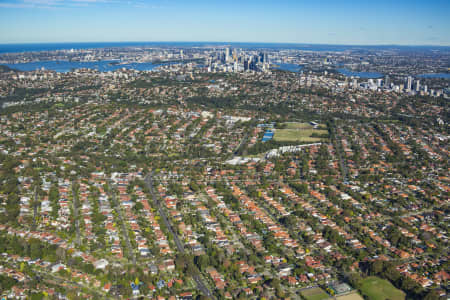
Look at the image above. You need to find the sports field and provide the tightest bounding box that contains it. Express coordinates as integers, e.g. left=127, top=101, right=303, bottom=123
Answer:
left=285, top=122, right=327, bottom=130
left=300, top=287, right=331, bottom=300
left=359, top=277, right=405, bottom=300
left=336, top=292, right=364, bottom=300
left=274, top=122, right=328, bottom=142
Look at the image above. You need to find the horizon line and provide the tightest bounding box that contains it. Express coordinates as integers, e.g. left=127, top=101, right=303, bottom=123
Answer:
left=1, top=40, right=450, bottom=48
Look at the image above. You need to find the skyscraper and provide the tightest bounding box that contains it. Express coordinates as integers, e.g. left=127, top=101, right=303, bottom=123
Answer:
left=244, top=59, right=249, bottom=71
left=406, top=76, right=413, bottom=91
left=384, top=75, right=390, bottom=88
left=258, top=52, right=268, bottom=63
left=415, top=80, right=420, bottom=92
left=225, top=48, right=230, bottom=63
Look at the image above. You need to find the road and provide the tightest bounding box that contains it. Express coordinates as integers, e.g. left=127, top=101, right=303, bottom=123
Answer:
left=71, top=181, right=81, bottom=246
left=108, top=180, right=137, bottom=265
left=144, top=172, right=214, bottom=299
left=32, top=186, right=38, bottom=230
left=330, top=124, right=349, bottom=182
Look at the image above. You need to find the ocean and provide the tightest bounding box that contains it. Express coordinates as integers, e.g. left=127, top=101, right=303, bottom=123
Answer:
left=1, top=42, right=450, bottom=54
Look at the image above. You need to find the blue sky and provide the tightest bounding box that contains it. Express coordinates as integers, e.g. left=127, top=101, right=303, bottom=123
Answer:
left=0, top=0, right=449, bottom=45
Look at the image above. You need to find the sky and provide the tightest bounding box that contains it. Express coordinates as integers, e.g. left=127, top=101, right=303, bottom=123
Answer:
left=0, top=0, right=449, bottom=45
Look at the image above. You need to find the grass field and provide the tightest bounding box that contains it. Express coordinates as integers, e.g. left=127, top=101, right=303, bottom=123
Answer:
left=359, top=277, right=405, bottom=300
left=285, top=122, right=327, bottom=130
left=300, top=287, right=331, bottom=300
left=336, top=292, right=364, bottom=300
left=274, top=122, right=328, bottom=143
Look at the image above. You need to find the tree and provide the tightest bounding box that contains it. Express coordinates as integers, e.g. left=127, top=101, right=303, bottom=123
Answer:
left=175, top=254, right=189, bottom=272
left=370, top=260, right=383, bottom=275
left=134, top=201, right=143, bottom=212
left=189, top=181, right=200, bottom=192
left=29, top=238, right=43, bottom=259
left=194, top=255, right=209, bottom=271
left=0, top=274, right=18, bottom=291
left=290, top=182, right=308, bottom=194
left=424, top=290, right=440, bottom=300
left=30, top=293, right=45, bottom=300
left=347, top=272, right=362, bottom=289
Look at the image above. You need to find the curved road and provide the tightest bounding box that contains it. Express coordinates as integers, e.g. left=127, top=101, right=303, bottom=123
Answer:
left=71, top=181, right=81, bottom=246
left=144, top=172, right=214, bottom=299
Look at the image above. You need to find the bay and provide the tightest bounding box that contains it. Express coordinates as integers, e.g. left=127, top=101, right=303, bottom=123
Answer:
left=275, top=63, right=304, bottom=73
left=338, top=68, right=383, bottom=78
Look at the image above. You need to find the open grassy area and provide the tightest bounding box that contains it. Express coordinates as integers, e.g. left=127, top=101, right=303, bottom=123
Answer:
left=274, top=122, right=328, bottom=143
left=359, top=277, right=405, bottom=300
left=300, top=287, right=331, bottom=300
left=285, top=122, right=327, bottom=130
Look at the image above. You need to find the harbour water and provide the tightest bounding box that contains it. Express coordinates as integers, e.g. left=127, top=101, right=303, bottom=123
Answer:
left=418, top=73, right=450, bottom=79
left=337, top=68, right=383, bottom=78
left=3, top=60, right=166, bottom=73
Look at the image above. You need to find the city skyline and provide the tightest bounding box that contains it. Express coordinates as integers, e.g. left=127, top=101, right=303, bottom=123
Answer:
left=1, top=0, right=450, bottom=46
